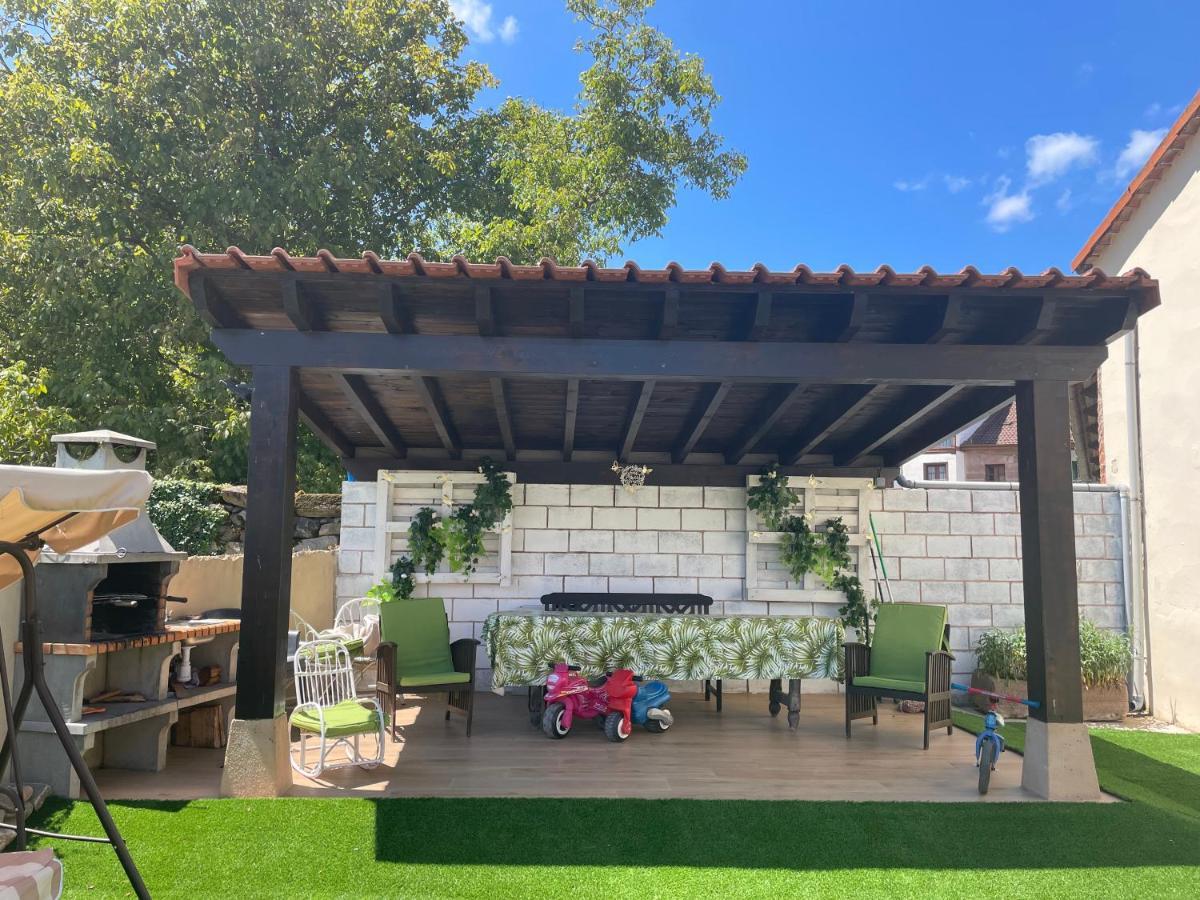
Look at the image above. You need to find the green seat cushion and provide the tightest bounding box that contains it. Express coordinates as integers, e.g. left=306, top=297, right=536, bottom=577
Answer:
left=290, top=699, right=381, bottom=737
left=868, top=602, right=948, bottom=687
left=398, top=670, right=471, bottom=688
left=379, top=598, right=459, bottom=683
left=341, top=637, right=366, bottom=656
left=852, top=674, right=927, bottom=695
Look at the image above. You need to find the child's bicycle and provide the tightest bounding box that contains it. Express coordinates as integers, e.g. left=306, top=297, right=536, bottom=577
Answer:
left=951, top=682, right=1040, bottom=794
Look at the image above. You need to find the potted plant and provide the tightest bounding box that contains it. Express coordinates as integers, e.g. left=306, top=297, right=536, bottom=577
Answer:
left=971, top=629, right=1030, bottom=719
left=970, top=622, right=1132, bottom=721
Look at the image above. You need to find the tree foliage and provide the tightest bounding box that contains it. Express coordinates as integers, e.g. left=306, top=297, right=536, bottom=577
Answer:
left=0, top=0, right=744, bottom=485
left=0, top=361, right=72, bottom=464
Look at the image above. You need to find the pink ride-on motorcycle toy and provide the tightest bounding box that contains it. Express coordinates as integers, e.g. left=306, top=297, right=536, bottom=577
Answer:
left=541, top=664, right=672, bottom=742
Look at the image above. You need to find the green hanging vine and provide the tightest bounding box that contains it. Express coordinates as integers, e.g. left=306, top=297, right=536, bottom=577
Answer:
left=369, top=457, right=513, bottom=601
left=749, top=465, right=875, bottom=642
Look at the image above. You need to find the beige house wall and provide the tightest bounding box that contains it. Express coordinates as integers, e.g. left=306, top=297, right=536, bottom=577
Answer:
left=1090, top=133, right=1200, bottom=731
left=961, top=447, right=1017, bottom=483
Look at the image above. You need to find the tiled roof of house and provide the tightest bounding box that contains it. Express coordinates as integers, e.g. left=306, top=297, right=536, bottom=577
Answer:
left=963, top=402, right=1017, bottom=447
left=1073, top=87, right=1200, bottom=271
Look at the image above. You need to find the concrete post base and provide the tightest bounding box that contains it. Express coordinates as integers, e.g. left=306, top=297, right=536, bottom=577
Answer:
left=220, top=715, right=290, bottom=798
left=1020, top=718, right=1101, bottom=801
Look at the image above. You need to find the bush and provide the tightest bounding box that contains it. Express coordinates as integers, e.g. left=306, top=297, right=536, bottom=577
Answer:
left=975, top=622, right=1132, bottom=688
left=975, top=629, right=1027, bottom=681
left=146, top=478, right=227, bottom=556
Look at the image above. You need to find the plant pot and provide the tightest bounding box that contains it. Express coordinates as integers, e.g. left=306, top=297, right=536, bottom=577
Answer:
left=1082, top=683, right=1128, bottom=722
left=969, top=672, right=1030, bottom=719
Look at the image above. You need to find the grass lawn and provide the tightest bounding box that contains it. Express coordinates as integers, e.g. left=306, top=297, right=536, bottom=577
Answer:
left=28, top=716, right=1200, bottom=898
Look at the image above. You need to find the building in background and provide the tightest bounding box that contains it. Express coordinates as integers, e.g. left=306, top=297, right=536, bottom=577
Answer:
left=899, top=402, right=1016, bottom=483
left=1073, top=87, right=1200, bottom=731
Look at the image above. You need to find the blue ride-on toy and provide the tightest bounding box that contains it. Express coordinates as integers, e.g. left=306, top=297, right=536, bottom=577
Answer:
left=630, top=680, right=673, bottom=733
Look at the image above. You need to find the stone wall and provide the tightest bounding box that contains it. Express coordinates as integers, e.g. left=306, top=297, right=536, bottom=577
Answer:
left=214, top=486, right=341, bottom=554
left=337, top=479, right=1127, bottom=690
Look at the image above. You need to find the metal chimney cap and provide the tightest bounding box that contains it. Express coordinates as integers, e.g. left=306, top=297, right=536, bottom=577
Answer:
left=51, top=429, right=156, bottom=450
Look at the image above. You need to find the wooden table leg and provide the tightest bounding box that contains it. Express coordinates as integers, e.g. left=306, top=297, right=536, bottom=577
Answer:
left=768, top=678, right=801, bottom=728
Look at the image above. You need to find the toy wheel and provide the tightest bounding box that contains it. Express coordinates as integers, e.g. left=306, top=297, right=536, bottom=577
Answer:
left=768, top=700, right=781, bottom=717
left=604, top=712, right=630, bottom=742
left=977, top=739, right=996, bottom=795
left=644, top=717, right=670, bottom=734
left=542, top=703, right=570, bottom=740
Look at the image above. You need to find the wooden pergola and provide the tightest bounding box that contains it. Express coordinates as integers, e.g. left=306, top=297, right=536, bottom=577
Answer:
left=174, top=247, right=1159, bottom=799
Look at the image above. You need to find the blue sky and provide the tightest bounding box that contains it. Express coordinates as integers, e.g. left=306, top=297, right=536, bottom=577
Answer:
left=451, top=0, right=1198, bottom=273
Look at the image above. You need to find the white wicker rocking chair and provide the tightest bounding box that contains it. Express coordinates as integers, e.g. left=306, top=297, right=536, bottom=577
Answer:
left=289, top=640, right=385, bottom=778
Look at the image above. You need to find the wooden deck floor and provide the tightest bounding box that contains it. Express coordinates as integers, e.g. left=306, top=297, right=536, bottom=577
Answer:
left=94, top=692, right=1107, bottom=803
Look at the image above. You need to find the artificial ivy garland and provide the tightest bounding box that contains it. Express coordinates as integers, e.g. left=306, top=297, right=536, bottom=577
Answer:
left=368, top=457, right=513, bottom=602
left=747, top=466, right=875, bottom=642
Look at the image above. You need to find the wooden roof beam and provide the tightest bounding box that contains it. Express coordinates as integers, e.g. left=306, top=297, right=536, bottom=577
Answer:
left=379, top=282, right=413, bottom=334
left=741, top=292, right=773, bottom=341
left=619, top=381, right=656, bottom=460
left=490, top=378, right=516, bottom=461
left=726, top=384, right=807, bottom=465
left=569, top=287, right=585, bottom=338
left=1017, top=297, right=1058, bottom=345
left=659, top=288, right=680, bottom=339
left=832, top=385, right=966, bottom=466
left=411, top=376, right=461, bottom=459
left=563, top=378, right=579, bottom=461
left=780, top=385, right=881, bottom=464
left=881, top=388, right=1016, bottom=467
left=672, top=381, right=732, bottom=464
left=281, top=278, right=320, bottom=331
left=338, top=374, right=406, bottom=458
left=298, top=395, right=354, bottom=458
left=924, top=294, right=968, bottom=344
left=191, top=276, right=244, bottom=329
left=475, top=286, right=496, bottom=336
left=827, top=292, right=869, bottom=342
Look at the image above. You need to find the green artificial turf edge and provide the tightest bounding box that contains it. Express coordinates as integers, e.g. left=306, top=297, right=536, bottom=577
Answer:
left=24, top=718, right=1200, bottom=899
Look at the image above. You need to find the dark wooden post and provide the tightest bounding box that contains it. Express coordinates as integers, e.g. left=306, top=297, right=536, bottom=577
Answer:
left=1015, top=380, right=1083, bottom=723
left=1015, top=379, right=1099, bottom=799
left=236, top=366, right=298, bottom=721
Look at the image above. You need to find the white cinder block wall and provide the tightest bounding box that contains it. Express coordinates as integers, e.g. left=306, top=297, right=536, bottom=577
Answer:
left=337, top=480, right=1126, bottom=690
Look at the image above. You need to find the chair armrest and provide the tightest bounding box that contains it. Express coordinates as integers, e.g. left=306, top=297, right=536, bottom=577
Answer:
left=450, top=638, right=480, bottom=677
left=844, top=641, right=871, bottom=685
left=376, top=641, right=396, bottom=691
left=925, top=649, right=954, bottom=694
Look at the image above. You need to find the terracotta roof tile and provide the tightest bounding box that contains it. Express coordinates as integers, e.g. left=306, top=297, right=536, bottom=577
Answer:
left=174, top=246, right=1161, bottom=312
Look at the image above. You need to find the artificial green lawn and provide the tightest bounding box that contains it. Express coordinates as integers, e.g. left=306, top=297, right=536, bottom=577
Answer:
left=29, top=717, right=1200, bottom=898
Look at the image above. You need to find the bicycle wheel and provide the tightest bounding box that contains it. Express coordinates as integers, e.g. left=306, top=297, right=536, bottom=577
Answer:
left=977, top=739, right=996, bottom=795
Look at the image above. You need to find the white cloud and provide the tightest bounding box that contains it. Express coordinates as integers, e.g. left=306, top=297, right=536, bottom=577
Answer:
left=984, top=177, right=1034, bottom=232
left=942, top=174, right=971, bottom=193
left=893, top=176, right=930, bottom=192
left=449, top=0, right=519, bottom=44
left=1055, top=188, right=1073, bottom=214
left=1115, top=127, right=1167, bottom=178
left=1026, top=132, right=1099, bottom=184
left=1144, top=101, right=1162, bottom=119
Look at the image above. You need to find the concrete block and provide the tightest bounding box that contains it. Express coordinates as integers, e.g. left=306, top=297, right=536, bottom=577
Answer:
left=1079, top=559, right=1122, bottom=583
left=704, top=532, right=743, bottom=554
left=564, top=576, right=609, bottom=592
left=725, top=508, right=747, bottom=531
left=1083, top=515, right=1120, bottom=536
left=659, top=531, right=703, bottom=554
left=590, top=555, right=634, bottom=576
left=922, top=581, right=965, bottom=603
left=660, top=486, right=703, bottom=507
left=905, top=512, right=949, bottom=534
left=991, top=605, right=1026, bottom=627
left=654, top=577, right=698, bottom=593
left=448, top=621, right=474, bottom=642
left=526, top=484, right=570, bottom=506
left=1071, top=491, right=1104, bottom=514
left=511, top=552, right=545, bottom=575
left=513, top=506, right=548, bottom=529
left=569, top=530, right=614, bottom=553
left=1101, top=492, right=1121, bottom=515
left=679, top=554, right=722, bottom=577
left=948, top=604, right=993, bottom=627
left=453, top=598, right=498, bottom=621
left=926, top=535, right=971, bottom=557
left=339, top=527, right=374, bottom=550
left=1074, top=536, right=1107, bottom=559
left=965, top=581, right=1011, bottom=604
left=524, top=530, right=570, bottom=552
left=887, top=580, right=922, bottom=602
left=1105, top=582, right=1126, bottom=606
left=971, top=535, right=1016, bottom=558
left=548, top=506, right=591, bottom=529
left=1078, top=582, right=1107, bottom=604
left=971, top=490, right=1017, bottom=512
left=704, top=487, right=745, bottom=509
left=609, top=576, right=654, bottom=593
left=634, top=554, right=677, bottom=577
left=336, top=574, right=374, bottom=598
left=615, top=531, right=655, bottom=553
left=221, top=715, right=290, bottom=798
left=722, top=555, right=746, bottom=578
left=1081, top=605, right=1125, bottom=628
left=883, top=488, right=927, bottom=511
left=637, top=508, right=681, bottom=530
left=988, top=558, right=1022, bottom=581
left=723, top=601, right=769, bottom=615
left=870, top=511, right=907, bottom=534
left=1010, top=583, right=1023, bottom=603
left=927, top=489, right=972, bottom=511
left=699, top=578, right=743, bottom=601
left=879, top=534, right=926, bottom=557
left=901, top=557, right=944, bottom=581
left=514, top=575, right=563, bottom=596
left=614, top=486, right=659, bottom=507
left=341, top=481, right=375, bottom=504
left=509, top=484, right=525, bottom=505
left=338, top=549, right=362, bottom=575
left=950, top=513, right=994, bottom=535
left=765, top=601, right=815, bottom=617
left=593, top=507, right=636, bottom=530
left=993, top=513, right=1022, bottom=535
left=1022, top=720, right=1100, bottom=801
left=571, top=484, right=614, bottom=506
left=682, top=508, right=726, bottom=530
left=434, top=583, right=475, bottom=599
left=544, top=553, right=589, bottom=576
left=340, top=503, right=366, bottom=527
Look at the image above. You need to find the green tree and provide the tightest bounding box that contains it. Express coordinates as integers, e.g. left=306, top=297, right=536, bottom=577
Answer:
left=0, top=0, right=745, bottom=485
left=0, top=361, right=72, bottom=464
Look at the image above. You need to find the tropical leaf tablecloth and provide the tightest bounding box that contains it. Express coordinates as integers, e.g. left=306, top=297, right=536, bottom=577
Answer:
left=482, top=609, right=844, bottom=687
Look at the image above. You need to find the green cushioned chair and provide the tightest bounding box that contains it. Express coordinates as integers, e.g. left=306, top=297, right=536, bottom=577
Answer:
left=844, top=602, right=954, bottom=749
left=376, top=598, right=478, bottom=738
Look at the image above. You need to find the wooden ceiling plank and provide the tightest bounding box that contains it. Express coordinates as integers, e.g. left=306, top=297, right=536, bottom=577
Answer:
left=411, top=376, right=461, bottom=459
left=191, top=276, right=243, bottom=329
left=338, top=374, right=406, bottom=457
left=490, top=377, right=516, bottom=460
left=672, top=381, right=732, bottom=464
left=726, top=384, right=807, bottom=465
left=780, top=385, right=882, bottom=464
left=298, top=394, right=354, bottom=458
left=563, top=378, right=580, bottom=461
left=833, top=385, right=966, bottom=466
left=619, top=380, right=657, bottom=459
left=881, top=388, right=1016, bottom=467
